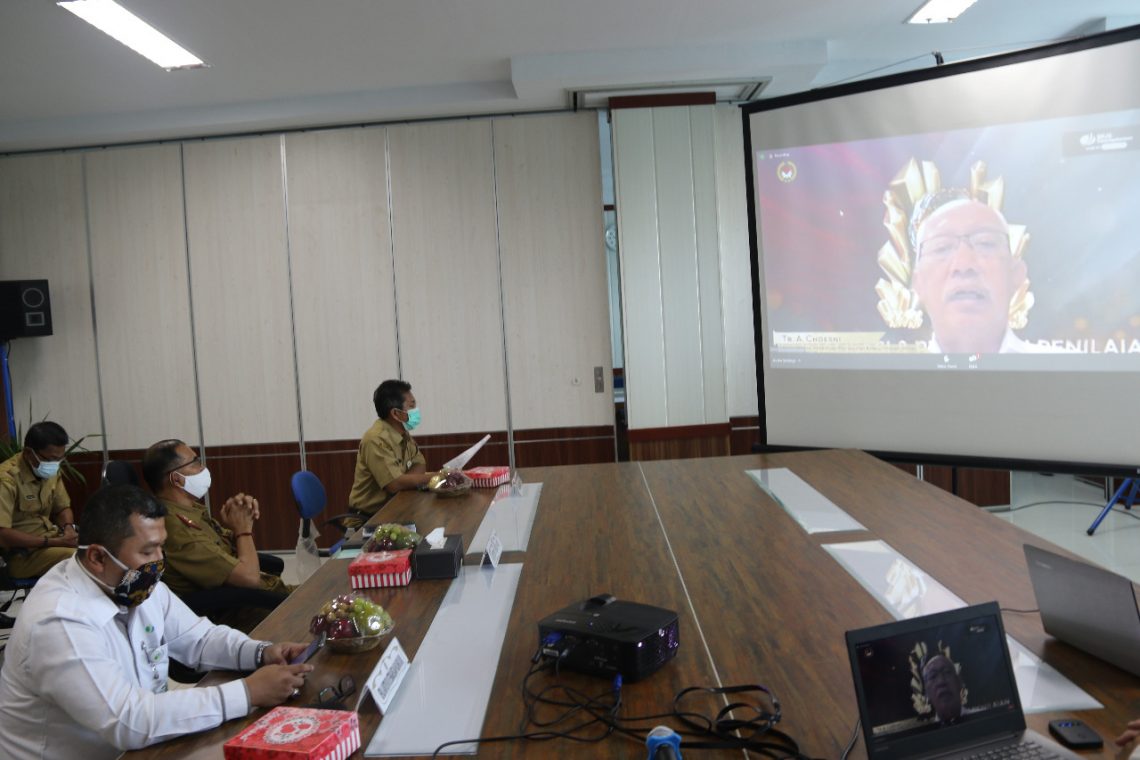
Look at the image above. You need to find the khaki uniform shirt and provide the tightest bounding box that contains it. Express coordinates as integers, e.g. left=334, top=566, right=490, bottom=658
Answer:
left=0, top=452, right=70, bottom=536
left=158, top=497, right=287, bottom=597
left=347, top=419, right=425, bottom=515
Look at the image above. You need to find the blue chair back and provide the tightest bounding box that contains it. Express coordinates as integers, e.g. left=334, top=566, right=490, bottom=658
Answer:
left=291, top=470, right=327, bottom=519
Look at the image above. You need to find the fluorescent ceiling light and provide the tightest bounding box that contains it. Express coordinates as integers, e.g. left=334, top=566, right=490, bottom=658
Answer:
left=906, top=0, right=979, bottom=24
left=57, top=0, right=204, bottom=70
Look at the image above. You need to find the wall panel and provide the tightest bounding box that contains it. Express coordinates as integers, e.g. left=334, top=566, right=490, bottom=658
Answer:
left=284, top=127, right=398, bottom=442
left=715, top=106, right=759, bottom=418
left=0, top=153, right=101, bottom=439
left=613, top=105, right=735, bottom=438
left=183, top=136, right=300, bottom=446
left=653, top=107, right=705, bottom=426
left=690, top=107, right=728, bottom=425
left=493, top=112, right=613, bottom=431
left=86, top=144, right=199, bottom=450
left=387, top=120, right=506, bottom=436
left=612, top=109, right=668, bottom=429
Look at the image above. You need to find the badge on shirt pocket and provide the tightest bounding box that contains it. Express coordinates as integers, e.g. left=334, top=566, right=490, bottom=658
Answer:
left=142, top=642, right=170, bottom=693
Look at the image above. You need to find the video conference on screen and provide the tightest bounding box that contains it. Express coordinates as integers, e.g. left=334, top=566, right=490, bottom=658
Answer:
left=856, top=617, right=1015, bottom=745
left=754, top=107, right=1140, bottom=371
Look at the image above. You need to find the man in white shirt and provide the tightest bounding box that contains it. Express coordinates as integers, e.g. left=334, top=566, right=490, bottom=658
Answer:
left=911, top=192, right=1038, bottom=355
left=0, top=484, right=314, bottom=759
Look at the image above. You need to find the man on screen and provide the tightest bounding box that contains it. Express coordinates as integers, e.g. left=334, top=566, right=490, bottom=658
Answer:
left=909, top=190, right=1045, bottom=354
left=921, top=654, right=964, bottom=723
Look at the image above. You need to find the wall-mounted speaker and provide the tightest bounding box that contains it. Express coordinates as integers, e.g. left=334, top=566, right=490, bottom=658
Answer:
left=0, top=280, right=53, bottom=341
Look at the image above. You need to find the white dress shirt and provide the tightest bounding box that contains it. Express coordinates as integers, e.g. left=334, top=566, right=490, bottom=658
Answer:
left=0, top=555, right=264, bottom=759
left=928, top=328, right=1077, bottom=354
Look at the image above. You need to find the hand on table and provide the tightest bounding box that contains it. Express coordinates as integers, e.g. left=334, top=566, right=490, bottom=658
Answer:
left=1115, top=717, right=1140, bottom=747
left=262, top=642, right=311, bottom=666
left=244, top=664, right=313, bottom=707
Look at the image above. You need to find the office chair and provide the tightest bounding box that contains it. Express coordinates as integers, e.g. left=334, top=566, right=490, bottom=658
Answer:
left=0, top=559, right=37, bottom=628
left=101, top=460, right=140, bottom=487
left=290, top=470, right=352, bottom=557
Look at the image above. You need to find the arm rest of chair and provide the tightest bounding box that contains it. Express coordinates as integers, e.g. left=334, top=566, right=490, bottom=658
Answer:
left=322, top=511, right=368, bottom=534
left=181, top=586, right=288, bottom=617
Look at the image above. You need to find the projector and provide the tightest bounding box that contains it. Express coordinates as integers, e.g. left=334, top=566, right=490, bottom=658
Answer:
left=536, top=594, right=680, bottom=681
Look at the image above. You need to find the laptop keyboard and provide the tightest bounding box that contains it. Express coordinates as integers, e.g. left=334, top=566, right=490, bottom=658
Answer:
left=967, top=741, right=1062, bottom=760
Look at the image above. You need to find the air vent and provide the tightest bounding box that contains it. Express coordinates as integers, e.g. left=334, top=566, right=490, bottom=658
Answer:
left=570, top=79, right=769, bottom=110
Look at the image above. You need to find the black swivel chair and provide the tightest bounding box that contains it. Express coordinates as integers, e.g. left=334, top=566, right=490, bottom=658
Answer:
left=101, top=459, right=141, bottom=487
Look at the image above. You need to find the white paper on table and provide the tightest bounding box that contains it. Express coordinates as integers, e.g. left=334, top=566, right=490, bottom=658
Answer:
left=442, top=434, right=490, bottom=471
left=747, top=468, right=866, bottom=534
left=468, top=482, right=542, bottom=554
left=365, top=564, right=523, bottom=756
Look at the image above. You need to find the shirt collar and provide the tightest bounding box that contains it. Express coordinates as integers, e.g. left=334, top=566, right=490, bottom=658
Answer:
left=14, top=454, right=39, bottom=485
left=928, top=328, right=1017, bottom=354
left=67, top=555, right=126, bottom=622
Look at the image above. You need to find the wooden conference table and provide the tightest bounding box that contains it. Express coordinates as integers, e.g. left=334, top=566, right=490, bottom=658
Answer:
left=124, top=449, right=1140, bottom=759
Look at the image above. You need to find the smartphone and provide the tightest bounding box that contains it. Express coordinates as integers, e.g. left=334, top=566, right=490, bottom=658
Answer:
left=290, top=632, right=327, bottom=665
left=1048, top=718, right=1103, bottom=749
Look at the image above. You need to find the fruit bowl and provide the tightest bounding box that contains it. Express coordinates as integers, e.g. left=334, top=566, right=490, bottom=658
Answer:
left=325, top=621, right=396, bottom=653
left=365, top=523, right=421, bottom=551
left=428, top=469, right=473, bottom=498
left=310, top=592, right=395, bottom=654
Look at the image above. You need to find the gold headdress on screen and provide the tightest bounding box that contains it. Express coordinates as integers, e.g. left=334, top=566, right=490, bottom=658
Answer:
left=875, top=158, right=1034, bottom=330
left=908, top=641, right=968, bottom=717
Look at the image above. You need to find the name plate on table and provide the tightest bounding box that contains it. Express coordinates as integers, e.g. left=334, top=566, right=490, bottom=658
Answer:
left=481, top=529, right=503, bottom=568
left=363, top=638, right=410, bottom=716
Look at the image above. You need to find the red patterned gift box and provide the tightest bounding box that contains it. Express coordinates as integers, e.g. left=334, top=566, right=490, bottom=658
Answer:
left=464, top=466, right=510, bottom=488
left=348, top=548, right=413, bottom=589
left=223, top=706, right=360, bottom=760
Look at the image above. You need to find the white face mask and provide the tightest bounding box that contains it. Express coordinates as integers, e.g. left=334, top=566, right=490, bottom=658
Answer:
left=177, top=467, right=212, bottom=500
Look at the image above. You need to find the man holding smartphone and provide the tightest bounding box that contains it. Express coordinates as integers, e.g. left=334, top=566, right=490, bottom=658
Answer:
left=0, top=485, right=313, bottom=760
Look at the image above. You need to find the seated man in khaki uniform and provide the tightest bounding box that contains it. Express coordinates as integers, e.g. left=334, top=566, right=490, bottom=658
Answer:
left=141, top=439, right=288, bottom=628
left=347, top=380, right=433, bottom=518
left=0, top=421, right=78, bottom=579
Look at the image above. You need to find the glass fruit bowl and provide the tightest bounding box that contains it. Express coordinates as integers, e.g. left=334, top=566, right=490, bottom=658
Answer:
left=325, top=620, right=396, bottom=653
left=310, top=593, right=395, bottom=654
left=428, top=468, right=473, bottom=498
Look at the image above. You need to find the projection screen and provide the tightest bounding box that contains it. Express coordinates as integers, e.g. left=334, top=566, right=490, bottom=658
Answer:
left=743, top=25, right=1140, bottom=472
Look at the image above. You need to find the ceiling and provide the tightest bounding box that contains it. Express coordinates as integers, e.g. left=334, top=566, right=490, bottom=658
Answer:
left=2, top=0, right=1138, bottom=153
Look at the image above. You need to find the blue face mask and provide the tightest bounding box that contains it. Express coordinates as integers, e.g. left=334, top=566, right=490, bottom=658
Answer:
left=31, top=452, right=62, bottom=480
left=404, top=408, right=422, bottom=431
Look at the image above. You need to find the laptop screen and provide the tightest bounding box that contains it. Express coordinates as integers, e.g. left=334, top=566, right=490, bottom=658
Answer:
left=848, top=603, right=1025, bottom=759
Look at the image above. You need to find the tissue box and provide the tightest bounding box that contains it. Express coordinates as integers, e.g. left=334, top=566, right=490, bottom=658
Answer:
left=412, top=534, right=464, bottom=580
left=464, top=466, right=510, bottom=488
left=223, top=706, right=360, bottom=760
left=348, top=549, right=412, bottom=589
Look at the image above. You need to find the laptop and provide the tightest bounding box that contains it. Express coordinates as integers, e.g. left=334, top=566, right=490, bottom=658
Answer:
left=1024, top=543, right=1140, bottom=677
left=846, top=602, right=1081, bottom=760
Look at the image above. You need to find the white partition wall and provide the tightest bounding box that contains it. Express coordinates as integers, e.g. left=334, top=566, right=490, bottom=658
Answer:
left=611, top=109, right=668, bottom=429
left=284, top=127, right=399, bottom=442
left=86, top=144, right=200, bottom=450
left=493, top=113, right=613, bottom=429
left=612, top=105, right=732, bottom=430
left=0, top=153, right=102, bottom=439
left=714, top=107, right=759, bottom=419
left=182, top=136, right=301, bottom=446
left=387, top=120, right=507, bottom=436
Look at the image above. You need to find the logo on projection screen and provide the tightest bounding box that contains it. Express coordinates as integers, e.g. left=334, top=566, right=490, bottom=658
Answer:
left=776, top=160, right=797, bottom=183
